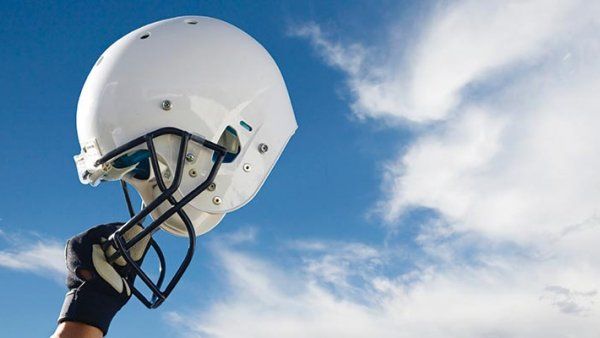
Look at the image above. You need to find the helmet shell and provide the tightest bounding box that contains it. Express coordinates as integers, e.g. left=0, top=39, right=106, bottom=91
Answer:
left=76, top=16, right=297, bottom=235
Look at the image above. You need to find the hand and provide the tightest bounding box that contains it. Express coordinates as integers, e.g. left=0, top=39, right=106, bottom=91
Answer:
left=57, top=223, right=150, bottom=336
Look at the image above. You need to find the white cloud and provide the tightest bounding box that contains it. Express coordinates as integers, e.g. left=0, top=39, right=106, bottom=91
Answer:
left=167, top=235, right=600, bottom=337
left=289, top=240, right=386, bottom=299
left=404, top=0, right=577, bottom=121
left=291, top=0, right=590, bottom=123
left=196, top=0, right=600, bottom=337
left=541, top=285, right=597, bottom=316
left=294, top=0, right=600, bottom=245
left=379, top=4, right=600, bottom=250
left=385, top=66, right=600, bottom=243
left=290, top=24, right=367, bottom=77
left=0, top=228, right=65, bottom=282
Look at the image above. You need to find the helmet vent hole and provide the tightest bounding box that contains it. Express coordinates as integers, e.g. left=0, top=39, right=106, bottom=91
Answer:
left=95, top=56, right=104, bottom=67
left=239, top=120, right=253, bottom=132
left=213, top=126, right=240, bottom=164
left=140, top=32, right=151, bottom=40
left=185, top=19, right=198, bottom=25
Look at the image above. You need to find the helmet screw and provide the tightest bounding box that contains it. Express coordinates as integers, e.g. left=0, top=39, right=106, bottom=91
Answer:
left=189, top=168, right=197, bottom=177
left=161, top=99, right=172, bottom=111
left=212, top=196, right=222, bottom=205
left=243, top=163, right=252, bottom=172
left=163, top=169, right=171, bottom=179
left=185, top=153, right=195, bottom=162
left=207, top=182, right=217, bottom=191
left=258, top=143, right=269, bottom=154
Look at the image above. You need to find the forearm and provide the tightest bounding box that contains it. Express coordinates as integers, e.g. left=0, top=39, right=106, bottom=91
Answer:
left=52, top=321, right=104, bottom=338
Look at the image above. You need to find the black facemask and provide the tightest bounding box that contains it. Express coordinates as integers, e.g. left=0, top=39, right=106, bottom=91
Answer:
left=97, top=127, right=227, bottom=308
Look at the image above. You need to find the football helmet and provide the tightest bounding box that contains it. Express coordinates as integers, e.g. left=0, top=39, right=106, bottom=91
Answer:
left=73, top=16, right=297, bottom=308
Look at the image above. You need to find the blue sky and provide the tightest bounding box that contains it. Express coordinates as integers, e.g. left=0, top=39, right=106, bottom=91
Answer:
left=1, top=1, right=600, bottom=337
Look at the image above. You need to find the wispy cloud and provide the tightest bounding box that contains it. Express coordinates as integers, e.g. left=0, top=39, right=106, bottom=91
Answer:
left=288, top=240, right=387, bottom=300
left=290, top=0, right=591, bottom=124
left=541, top=285, right=597, bottom=316
left=163, top=0, right=600, bottom=337
left=167, top=232, right=600, bottom=337
left=0, top=228, right=65, bottom=282
left=292, top=0, right=600, bottom=240
left=292, top=0, right=600, bottom=243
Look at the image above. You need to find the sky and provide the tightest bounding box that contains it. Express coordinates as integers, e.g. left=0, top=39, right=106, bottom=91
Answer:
left=1, top=0, right=599, bottom=337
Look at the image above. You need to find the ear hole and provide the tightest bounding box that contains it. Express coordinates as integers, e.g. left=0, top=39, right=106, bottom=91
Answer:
left=112, top=150, right=151, bottom=180
left=214, top=126, right=240, bottom=163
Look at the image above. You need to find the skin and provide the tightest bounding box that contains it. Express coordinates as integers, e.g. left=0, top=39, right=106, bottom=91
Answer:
left=54, top=225, right=146, bottom=337
left=52, top=269, right=106, bottom=338
left=51, top=322, right=103, bottom=338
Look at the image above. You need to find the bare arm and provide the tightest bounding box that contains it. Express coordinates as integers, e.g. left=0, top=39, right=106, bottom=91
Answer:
left=52, top=321, right=103, bottom=338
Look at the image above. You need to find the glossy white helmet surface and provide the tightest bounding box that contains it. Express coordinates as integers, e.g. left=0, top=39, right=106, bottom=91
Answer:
left=75, top=16, right=297, bottom=236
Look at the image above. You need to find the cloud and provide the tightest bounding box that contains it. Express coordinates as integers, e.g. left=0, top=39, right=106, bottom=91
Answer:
left=294, top=0, right=600, bottom=241
left=288, top=240, right=386, bottom=300
left=541, top=285, right=597, bottom=316
left=167, top=234, right=600, bottom=337
left=0, top=228, right=65, bottom=282
left=290, top=24, right=367, bottom=77
left=294, top=0, right=600, bottom=236
left=291, top=0, right=589, bottom=123
left=213, top=0, right=600, bottom=336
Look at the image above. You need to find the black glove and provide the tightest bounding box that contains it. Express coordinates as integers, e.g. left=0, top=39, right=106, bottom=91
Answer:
left=58, top=223, right=150, bottom=336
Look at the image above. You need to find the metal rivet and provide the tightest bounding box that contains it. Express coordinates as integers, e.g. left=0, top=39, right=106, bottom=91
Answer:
left=189, top=168, right=197, bottom=177
left=208, top=182, right=216, bottom=191
left=185, top=153, right=195, bottom=162
left=243, top=163, right=251, bottom=172
left=163, top=169, right=171, bottom=179
left=212, top=196, right=222, bottom=205
left=161, top=100, right=172, bottom=111
left=258, top=143, right=269, bottom=153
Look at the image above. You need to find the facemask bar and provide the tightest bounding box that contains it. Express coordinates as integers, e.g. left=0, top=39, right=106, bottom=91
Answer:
left=97, top=127, right=227, bottom=308
left=120, top=180, right=167, bottom=294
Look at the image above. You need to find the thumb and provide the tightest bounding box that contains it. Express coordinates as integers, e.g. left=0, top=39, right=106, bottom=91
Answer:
left=104, top=224, right=151, bottom=266
left=92, top=244, right=130, bottom=294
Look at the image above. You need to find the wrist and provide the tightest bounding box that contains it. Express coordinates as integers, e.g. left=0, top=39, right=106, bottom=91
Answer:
left=58, top=281, right=127, bottom=336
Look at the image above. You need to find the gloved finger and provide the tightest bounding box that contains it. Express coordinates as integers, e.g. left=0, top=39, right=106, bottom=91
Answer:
left=64, top=239, right=88, bottom=276
left=104, top=224, right=151, bottom=266
left=92, top=244, right=127, bottom=294
left=92, top=223, right=123, bottom=240
left=122, top=277, right=131, bottom=296
left=64, top=223, right=124, bottom=290
left=122, top=224, right=151, bottom=262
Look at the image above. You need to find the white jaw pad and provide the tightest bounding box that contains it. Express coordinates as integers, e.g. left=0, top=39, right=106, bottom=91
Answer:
left=157, top=208, right=226, bottom=237
left=139, top=180, right=226, bottom=237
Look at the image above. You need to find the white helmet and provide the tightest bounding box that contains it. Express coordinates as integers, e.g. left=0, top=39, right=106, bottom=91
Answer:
left=73, top=16, right=297, bottom=307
